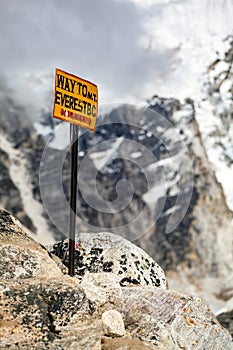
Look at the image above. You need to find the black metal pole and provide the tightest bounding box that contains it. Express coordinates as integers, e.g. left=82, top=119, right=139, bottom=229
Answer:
left=68, top=123, right=78, bottom=276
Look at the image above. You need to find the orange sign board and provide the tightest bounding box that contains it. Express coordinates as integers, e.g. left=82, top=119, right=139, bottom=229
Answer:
left=53, top=68, right=98, bottom=132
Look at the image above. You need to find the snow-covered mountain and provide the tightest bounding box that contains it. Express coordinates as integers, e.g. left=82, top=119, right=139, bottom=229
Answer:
left=196, top=36, right=233, bottom=210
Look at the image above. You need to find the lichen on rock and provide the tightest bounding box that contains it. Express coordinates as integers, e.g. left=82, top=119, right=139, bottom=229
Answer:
left=49, top=231, right=167, bottom=289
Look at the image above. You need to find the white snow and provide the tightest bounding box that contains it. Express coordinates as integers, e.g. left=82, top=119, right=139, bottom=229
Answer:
left=89, top=136, right=124, bottom=169
left=156, top=126, right=165, bottom=133
left=220, top=79, right=232, bottom=95
left=207, top=148, right=233, bottom=211
left=146, top=150, right=182, bottom=172
left=49, top=123, right=70, bottom=150
left=210, top=61, right=229, bottom=77
left=34, top=122, right=53, bottom=136
left=131, top=152, right=142, bottom=159
left=133, top=0, right=233, bottom=102
left=143, top=184, right=165, bottom=206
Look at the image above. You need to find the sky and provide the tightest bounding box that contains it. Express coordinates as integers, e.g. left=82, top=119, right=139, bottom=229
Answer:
left=0, top=0, right=232, bottom=109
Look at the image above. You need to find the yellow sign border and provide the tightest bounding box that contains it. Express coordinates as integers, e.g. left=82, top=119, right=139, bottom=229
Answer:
left=53, top=68, right=98, bottom=132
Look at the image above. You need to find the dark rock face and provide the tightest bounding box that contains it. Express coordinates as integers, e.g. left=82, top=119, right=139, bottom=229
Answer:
left=0, top=82, right=58, bottom=241
left=0, top=94, right=33, bottom=148
left=46, top=98, right=230, bottom=280
left=134, top=99, right=197, bottom=270
left=138, top=97, right=232, bottom=277
left=217, top=310, right=233, bottom=338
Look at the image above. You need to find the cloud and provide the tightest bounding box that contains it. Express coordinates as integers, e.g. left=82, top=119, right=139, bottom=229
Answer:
left=2, top=0, right=231, bottom=109
left=0, top=0, right=173, bottom=104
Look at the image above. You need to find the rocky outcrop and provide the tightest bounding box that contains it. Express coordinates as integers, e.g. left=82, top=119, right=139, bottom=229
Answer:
left=217, top=310, right=233, bottom=339
left=0, top=210, right=62, bottom=279
left=50, top=232, right=167, bottom=288
left=0, top=209, right=232, bottom=349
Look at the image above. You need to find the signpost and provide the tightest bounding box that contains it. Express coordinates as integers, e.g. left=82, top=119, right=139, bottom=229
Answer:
left=53, top=68, right=98, bottom=276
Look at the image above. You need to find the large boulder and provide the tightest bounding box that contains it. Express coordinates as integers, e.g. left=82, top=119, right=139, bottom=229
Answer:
left=49, top=232, right=167, bottom=289
left=0, top=210, right=62, bottom=279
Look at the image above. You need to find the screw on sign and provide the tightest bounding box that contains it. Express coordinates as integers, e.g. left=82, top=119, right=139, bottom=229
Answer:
left=53, top=68, right=98, bottom=276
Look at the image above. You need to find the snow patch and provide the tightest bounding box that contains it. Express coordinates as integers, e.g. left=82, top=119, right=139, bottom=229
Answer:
left=0, top=133, right=55, bottom=245
left=131, top=152, right=142, bottom=159
left=90, top=136, right=125, bottom=169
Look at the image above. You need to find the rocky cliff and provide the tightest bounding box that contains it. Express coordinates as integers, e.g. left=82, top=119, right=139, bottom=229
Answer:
left=0, top=209, right=232, bottom=349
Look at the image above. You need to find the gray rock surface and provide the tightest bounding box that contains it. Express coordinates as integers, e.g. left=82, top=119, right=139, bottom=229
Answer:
left=80, top=272, right=123, bottom=311
left=0, top=210, right=62, bottom=279
left=102, top=310, right=126, bottom=337
left=0, top=278, right=99, bottom=350
left=82, top=272, right=233, bottom=349
left=50, top=232, right=167, bottom=289
left=101, top=337, right=154, bottom=349
left=121, top=287, right=232, bottom=350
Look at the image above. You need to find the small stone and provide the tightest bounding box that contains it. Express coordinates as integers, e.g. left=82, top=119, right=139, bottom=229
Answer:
left=81, top=272, right=123, bottom=310
left=102, top=310, right=126, bottom=337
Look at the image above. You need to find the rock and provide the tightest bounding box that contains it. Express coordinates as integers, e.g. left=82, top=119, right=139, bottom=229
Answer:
left=101, top=337, right=154, bottom=349
left=80, top=272, right=233, bottom=349
left=0, top=209, right=62, bottom=279
left=81, top=272, right=123, bottom=311
left=0, top=210, right=232, bottom=350
left=120, top=287, right=232, bottom=350
left=102, top=310, right=125, bottom=337
left=217, top=310, right=233, bottom=339
left=50, top=232, right=167, bottom=289
left=0, top=277, right=99, bottom=350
